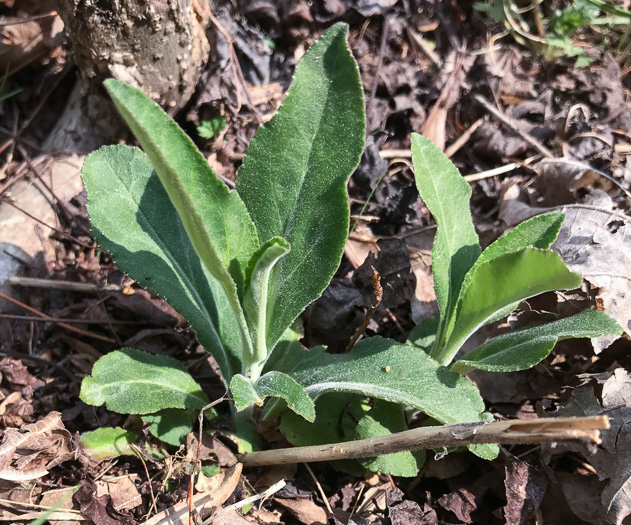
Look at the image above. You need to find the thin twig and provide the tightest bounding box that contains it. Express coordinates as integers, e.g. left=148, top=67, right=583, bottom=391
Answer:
left=444, top=118, right=484, bottom=158
left=0, top=350, right=75, bottom=380
left=463, top=163, right=520, bottom=182
left=0, top=313, right=144, bottom=325
left=473, top=94, right=554, bottom=158
left=10, top=276, right=121, bottom=292
left=207, top=10, right=262, bottom=124
left=223, top=479, right=286, bottom=512
left=239, top=416, right=608, bottom=467
left=189, top=393, right=228, bottom=525
left=303, top=463, right=333, bottom=515
left=366, top=17, right=390, bottom=120
left=0, top=291, right=115, bottom=343
left=130, top=444, right=158, bottom=518
left=345, top=267, right=383, bottom=353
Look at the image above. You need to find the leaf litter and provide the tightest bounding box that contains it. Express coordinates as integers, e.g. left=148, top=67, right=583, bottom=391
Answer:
left=1, top=0, right=631, bottom=523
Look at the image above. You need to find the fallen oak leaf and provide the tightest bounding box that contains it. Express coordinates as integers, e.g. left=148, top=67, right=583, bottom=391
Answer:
left=0, top=411, right=77, bottom=481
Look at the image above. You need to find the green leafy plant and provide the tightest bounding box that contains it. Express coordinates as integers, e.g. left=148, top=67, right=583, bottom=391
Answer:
left=79, top=23, right=620, bottom=473
left=197, top=116, right=226, bottom=139
left=475, top=0, right=631, bottom=66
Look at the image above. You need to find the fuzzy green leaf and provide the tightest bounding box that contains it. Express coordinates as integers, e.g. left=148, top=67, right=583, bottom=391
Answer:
left=103, top=79, right=259, bottom=295
left=356, top=401, right=425, bottom=477
left=80, top=348, right=209, bottom=414
left=407, top=314, right=439, bottom=353
left=290, top=337, right=491, bottom=429
left=477, top=212, right=565, bottom=264
left=439, top=249, right=582, bottom=365
left=83, top=146, right=242, bottom=380
left=452, top=309, right=622, bottom=374
left=280, top=394, right=368, bottom=475
left=231, top=371, right=315, bottom=421
left=143, top=409, right=198, bottom=446
left=236, top=23, right=365, bottom=352
left=80, top=428, right=138, bottom=461
left=411, top=134, right=481, bottom=354
left=435, top=211, right=567, bottom=360
left=242, top=237, right=290, bottom=376
left=103, top=79, right=256, bottom=374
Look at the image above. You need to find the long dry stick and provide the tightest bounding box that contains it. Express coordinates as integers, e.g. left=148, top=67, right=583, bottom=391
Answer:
left=239, top=415, right=608, bottom=467
left=0, top=291, right=115, bottom=343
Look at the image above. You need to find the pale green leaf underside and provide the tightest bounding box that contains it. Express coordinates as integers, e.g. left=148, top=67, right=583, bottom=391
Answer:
left=231, top=371, right=315, bottom=421
left=356, top=401, right=425, bottom=477
left=80, top=428, right=138, bottom=460
left=452, top=309, right=622, bottom=374
left=242, top=237, right=290, bottom=370
left=236, top=23, right=365, bottom=352
left=434, top=212, right=566, bottom=362
left=104, top=79, right=259, bottom=295
left=83, top=146, right=242, bottom=380
left=440, top=249, right=582, bottom=365
left=80, top=348, right=209, bottom=414
left=411, top=133, right=481, bottom=349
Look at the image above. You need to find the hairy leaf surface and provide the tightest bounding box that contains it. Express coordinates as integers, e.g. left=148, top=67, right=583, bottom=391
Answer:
left=452, top=309, right=622, bottom=374
left=83, top=146, right=242, bottom=379
left=411, top=133, right=481, bottom=353
left=104, top=79, right=259, bottom=294
left=80, top=348, right=209, bottom=414
left=231, top=371, right=315, bottom=421
left=356, top=401, right=425, bottom=477
left=236, top=23, right=365, bottom=352
left=289, top=337, right=491, bottom=428
left=440, top=249, right=582, bottom=365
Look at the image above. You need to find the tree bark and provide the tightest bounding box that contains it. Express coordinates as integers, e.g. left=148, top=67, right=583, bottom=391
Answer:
left=46, top=0, right=210, bottom=151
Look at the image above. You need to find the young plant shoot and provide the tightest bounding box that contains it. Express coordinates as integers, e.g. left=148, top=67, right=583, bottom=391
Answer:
left=80, top=23, right=621, bottom=473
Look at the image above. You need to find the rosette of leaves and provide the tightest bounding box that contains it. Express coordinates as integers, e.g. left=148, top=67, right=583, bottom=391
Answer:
left=79, top=24, right=620, bottom=470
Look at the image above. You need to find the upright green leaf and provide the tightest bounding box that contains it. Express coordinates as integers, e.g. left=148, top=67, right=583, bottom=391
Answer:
left=435, top=211, right=567, bottom=361
left=104, top=79, right=259, bottom=292
left=236, top=23, right=365, bottom=351
left=103, top=79, right=259, bottom=295
left=242, top=237, right=290, bottom=378
left=451, top=309, right=622, bottom=374
left=80, top=348, right=209, bottom=414
left=83, top=146, right=242, bottom=379
left=478, top=212, right=565, bottom=263
left=440, top=249, right=582, bottom=365
left=104, top=80, right=257, bottom=367
left=411, top=134, right=481, bottom=353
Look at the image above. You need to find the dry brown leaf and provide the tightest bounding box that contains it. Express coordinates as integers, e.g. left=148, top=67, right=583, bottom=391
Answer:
left=39, top=487, right=81, bottom=525
left=210, top=507, right=252, bottom=524
left=554, top=368, right=631, bottom=524
left=248, top=507, right=283, bottom=524
left=274, top=497, right=328, bottom=525
left=145, top=463, right=243, bottom=525
left=0, top=411, right=76, bottom=481
left=96, top=476, right=142, bottom=511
